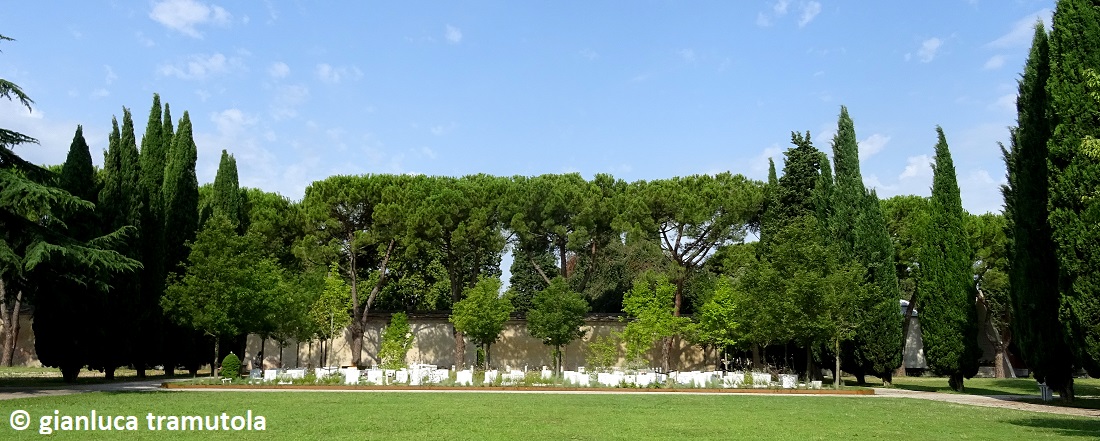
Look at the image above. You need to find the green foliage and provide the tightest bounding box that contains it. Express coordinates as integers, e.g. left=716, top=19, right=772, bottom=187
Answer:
left=1002, top=24, right=1055, bottom=384
left=775, top=131, right=822, bottom=225
left=210, top=149, right=246, bottom=233
left=1047, top=0, right=1100, bottom=378
left=584, top=334, right=620, bottom=372
left=3, top=41, right=140, bottom=379
left=526, top=277, right=589, bottom=370
left=311, top=263, right=352, bottom=343
left=449, top=277, right=512, bottom=367
left=620, top=274, right=690, bottom=365
left=917, top=128, right=979, bottom=389
left=379, top=312, right=414, bottom=369
left=507, top=247, right=556, bottom=313
left=162, top=111, right=199, bottom=276
left=220, top=353, right=241, bottom=378
left=161, top=214, right=282, bottom=340
left=692, top=277, right=741, bottom=349
left=881, top=195, right=930, bottom=301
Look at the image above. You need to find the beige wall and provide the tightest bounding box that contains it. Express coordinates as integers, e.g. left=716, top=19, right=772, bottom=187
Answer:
left=244, top=316, right=710, bottom=371
left=0, top=312, right=41, bottom=367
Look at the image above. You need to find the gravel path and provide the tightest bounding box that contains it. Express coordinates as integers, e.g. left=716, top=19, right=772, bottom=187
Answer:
left=0, top=379, right=165, bottom=401
left=871, top=387, right=1099, bottom=418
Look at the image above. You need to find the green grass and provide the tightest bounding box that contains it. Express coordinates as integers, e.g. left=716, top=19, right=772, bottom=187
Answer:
left=1, top=391, right=1097, bottom=440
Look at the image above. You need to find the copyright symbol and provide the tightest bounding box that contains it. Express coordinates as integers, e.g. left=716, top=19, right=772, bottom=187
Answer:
left=9, top=410, right=30, bottom=431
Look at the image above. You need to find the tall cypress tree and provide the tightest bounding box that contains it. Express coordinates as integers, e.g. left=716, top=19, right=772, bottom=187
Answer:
left=162, top=111, right=199, bottom=276
left=917, top=127, right=979, bottom=392
left=161, top=110, right=203, bottom=375
left=95, top=109, right=143, bottom=379
left=209, top=149, right=245, bottom=232
left=1004, top=21, right=1074, bottom=400
left=135, top=95, right=169, bottom=378
left=828, top=107, right=903, bottom=385
left=1047, top=0, right=1100, bottom=383
left=33, top=126, right=101, bottom=381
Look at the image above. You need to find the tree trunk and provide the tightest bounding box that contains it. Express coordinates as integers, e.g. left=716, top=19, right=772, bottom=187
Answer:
left=211, top=336, right=220, bottom=378
left=805, top=345, right=813, bottom=382
left=348, top=322, right=363, bottom=368
left=0, top=284, right=22, bottom=367
left=1059, top=379, right=1075, bottom=402
left=834, top=337, right=841, bottom=389
left=663, top=276, right=685, bottom=371
left=353, top=239, right=395, bottom=368
left=948, top=372, right=964, bottom=392
left=558, top=242, right=568, bottom=278
left=752, top=344, right=761, bottom=371
left=484, top=343, right=491, bottom=370
left=556, top=345, right=563, bottom=373
left=61, top=365, right=80, bottom=383
left=661, top=337, right=672, bottom=372
left=993, top=344, right=1006, bottom=379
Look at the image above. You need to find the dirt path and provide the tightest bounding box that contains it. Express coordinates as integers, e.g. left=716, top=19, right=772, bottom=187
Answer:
left=872, top=387, right=1099, bottom=418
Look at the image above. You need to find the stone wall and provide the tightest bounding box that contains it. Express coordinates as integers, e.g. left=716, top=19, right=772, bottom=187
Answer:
left=242, top=315, right=710, bottom=371
left=0, top=312, right=40, bottom=367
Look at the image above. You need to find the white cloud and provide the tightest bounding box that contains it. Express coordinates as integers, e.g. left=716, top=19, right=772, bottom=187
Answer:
left=430, top=122, right=458, bottom=136
left=91, top=88, right=109, bottom=99
left=983, top=54, right=1006, bottom=70
left=751, top=144, right=783, bottom=178
left=987, top=9, right=1053, bottom=49
left=211, top=108, right=257, bottom=135
left=268, top=61, right=289, bottom=79
left=149, top=0, right=231, bottom=38
left=104, top=65, right=117, bottom=85
left=135, top=31, right=156, bottom=47
left=678, top=48, right=696, bottom=63
left=270, top=84, right=309, bottom=120
left=899, top=154, right=933, bottom=180
left=798, top=1, right=821, bottom=27
left=579, top=48, right=599, bottom=60
left=917, top=38, right=943, bottom=63
left=445, top=25, right=462, bottom=44
left=157, top=53, right=243, bottom=80
left=863, top=174, right=899, bottom=196
left=958, top=169, right=1006, bottom=214
left=315, top=63, right=362, bottom=84
left=774, top=0, right=791, bottom=15
left=756, top=12, right=773, bottom=27
left=858, top=133, right=890, bottom=161
left=990, top=93, right=1016, bottom=112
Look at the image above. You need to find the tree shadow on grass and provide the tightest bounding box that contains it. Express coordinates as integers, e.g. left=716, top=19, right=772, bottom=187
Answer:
left=1009, top=417, right=1100, bottom=438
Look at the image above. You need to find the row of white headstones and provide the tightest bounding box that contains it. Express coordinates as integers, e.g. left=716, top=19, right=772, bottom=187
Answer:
left=260, top=365, right=823, bottom=389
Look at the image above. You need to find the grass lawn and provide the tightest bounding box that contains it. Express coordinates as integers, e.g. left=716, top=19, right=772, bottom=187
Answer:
left=1, top=391, right=1097, bottom=440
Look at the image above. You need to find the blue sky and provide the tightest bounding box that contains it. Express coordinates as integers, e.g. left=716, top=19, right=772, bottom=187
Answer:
left=1, top=1, right=1054, bottom=216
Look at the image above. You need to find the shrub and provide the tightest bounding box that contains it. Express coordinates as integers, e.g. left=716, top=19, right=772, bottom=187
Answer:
left=585, top=334, right=619, bottom=372
left=379, top=312, right=414, bottom=369
left=221, top=353, right=241, bottom=379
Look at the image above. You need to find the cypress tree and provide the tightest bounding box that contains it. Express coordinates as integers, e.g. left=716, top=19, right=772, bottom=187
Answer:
left=917, top=127, right=980, bottom=392
left=136, top=95, right=169, bottom=378
left=1004, top=21, right=1074, bottom=400
left=209, top=149, right=244, bottom=232
left=162, top=111, right=199, bottom=276
left=95, top=109, right=143, bottom=379
left=1047, top=0, right=1100, bottom=382
left=776, top=131, right=821, bottom=222
left=33, top=126, right=100, bottom=381
left=828, top=107, right=903, bottom=385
